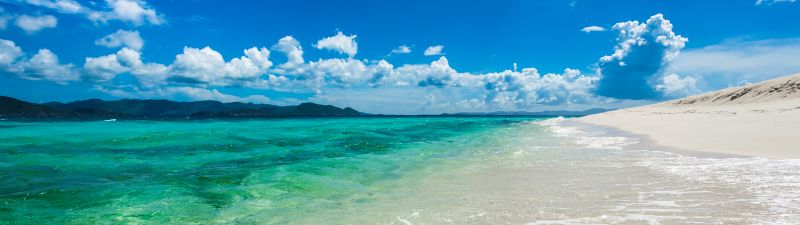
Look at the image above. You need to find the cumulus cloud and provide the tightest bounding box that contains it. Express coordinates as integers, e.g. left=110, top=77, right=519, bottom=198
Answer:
left=0, top=39, right=79, bottom=84
left=225, top=47, right=273, bottom=78
left=424, top=45, right=444, bottom=56
left=89, top=0, right=164, bottom=25
left=390, top=45, right=412, bottom=54
left=15, top=14, right=57, bottom=33
left=314, top=31, right=358, bottom=57
left=82, top=45, right=272, bottom=87
left=655, top=73, right=700, bottom=98
left=309, top=63, right=602, bottom=113
left=272, top=36, right=304, bottom=69
left=82, top=46, right=168, bottom=83
left=113, top=48, right=169, bottom=86
left=84, top=53, right=128, bottom=81
left=595, top=13, right=688, bottom=99
left=0, top=39, right=23, bottom=66
left=481, top=68, right=598, bottom=107
left=165, top=46, right=273, bottom=85
left=580, top=26, right=606, bottom=33
left=18, top=49, right=79, bottom=83
left=393, top=56, right=458, bottom=87
left=95, top=29, right=144, bottom=50
left=306, top=58, right=371, bottom=85
left=168, top=47, right=226, bottom=83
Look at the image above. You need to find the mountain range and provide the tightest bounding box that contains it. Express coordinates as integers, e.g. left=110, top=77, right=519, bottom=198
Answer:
left=0, top=96, right=362, bottom=118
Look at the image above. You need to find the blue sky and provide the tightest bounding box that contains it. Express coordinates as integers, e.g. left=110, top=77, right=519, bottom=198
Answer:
left=0, top=0, right=799, bottom=114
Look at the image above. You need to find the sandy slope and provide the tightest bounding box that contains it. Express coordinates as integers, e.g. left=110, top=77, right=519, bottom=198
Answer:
left=579, top=73, right=800, bottom=159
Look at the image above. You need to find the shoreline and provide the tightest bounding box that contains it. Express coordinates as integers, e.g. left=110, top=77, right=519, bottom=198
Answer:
left=575, top=100, right=800, bottom=159
left=575, top=73, right=800, bottom=159
left=564, top=119, right=752, bottom=159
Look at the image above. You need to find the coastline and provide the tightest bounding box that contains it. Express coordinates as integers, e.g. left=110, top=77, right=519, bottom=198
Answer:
left=575, top=73, right=800, bottom=159
left=563, top=119, right=751, bottom=159
left=575, top=99, right=800, bottom=159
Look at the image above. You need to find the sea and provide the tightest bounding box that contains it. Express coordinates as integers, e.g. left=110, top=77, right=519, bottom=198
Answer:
left=1, top=117, right=799, bottom=224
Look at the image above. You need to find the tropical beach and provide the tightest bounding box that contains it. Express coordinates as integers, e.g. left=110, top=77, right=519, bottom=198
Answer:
left=580, top=73, right=800, bottom=159
left=2, top=0, right=800, bottom=224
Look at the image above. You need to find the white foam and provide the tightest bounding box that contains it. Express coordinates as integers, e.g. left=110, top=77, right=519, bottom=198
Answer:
left=536, top=117, right=638, bottom=150
left=638, top=156, right=800, bottom=224
left=527, top=213, right=687, bottom=225
left=536, top=117, right=800, bottom=223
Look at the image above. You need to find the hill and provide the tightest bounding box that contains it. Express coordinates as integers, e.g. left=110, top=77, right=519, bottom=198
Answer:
left=1, top=97, right=363, bottom=118
left=0, top=96, right=68, bottom=117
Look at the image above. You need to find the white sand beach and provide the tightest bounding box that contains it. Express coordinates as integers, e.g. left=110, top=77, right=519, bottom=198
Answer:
left=579, top=73, right=800, bottom=159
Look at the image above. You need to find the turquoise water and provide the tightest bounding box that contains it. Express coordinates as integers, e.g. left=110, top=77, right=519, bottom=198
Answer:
left=0, top=117, right=546, bottom=224
left=3, top=117, right=800, bottom=224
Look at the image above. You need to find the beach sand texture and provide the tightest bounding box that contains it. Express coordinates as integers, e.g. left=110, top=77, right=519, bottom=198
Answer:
left=580, top=73, right=800, bottom=159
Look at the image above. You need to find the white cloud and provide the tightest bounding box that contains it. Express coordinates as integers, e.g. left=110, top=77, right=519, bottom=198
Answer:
left=481, top=68, right=598, bottom=107
left=655, top=73, right=700, bottom=98
left=15, top=15, right=57, bottom=33
left=113, top=47, right=169, bottom=87
left=755, top=0, right=796, bottom=5
left=23, top=0, right=82, bottom=13
left=668, top=38, right=800, bottom=89
left=580, top=26, right=606, bottom=33
left=390, top=45, right=412, bottom=54
left=309, top=65, right=603, bottom=114
left=166, top=87, right=271, bottom=104
left=84, top=53, right=129, bottom=81
left=391, top=56, right=458, bottom=87
left=272, top=36, right=304, bottom=69
left=97, top=85, right=272, bottom=104
left=424, top=45, right=444, bottom=56
left=168, top=46, right=272, bottom=85
left=314, top=31, right=358, bottom=57
left=168, top=46, right=226, bottom=84
left=95, top=29, right=144, bottom=50
left=307, top=58, right=370, bottom=84
left=224, top=47, right=272, bottom=78
left=82, top=45, right=270, bottom=86
left=19, top=49, right=80, bottom=83
left=0, top=39, right=23, bottom=66
left=19, top=0, right=165, bottom=26
left=595, top=13, right=688, bottom=99
left=89, top=0, right=164, bottom=25
left=0, top=39, right=79, bottom=84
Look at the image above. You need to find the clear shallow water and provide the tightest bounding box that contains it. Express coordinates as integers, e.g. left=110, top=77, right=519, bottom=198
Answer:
left=0, top=117, right=799, bottom=224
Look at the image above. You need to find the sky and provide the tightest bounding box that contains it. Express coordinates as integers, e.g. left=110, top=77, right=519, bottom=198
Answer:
left=0, top=0, right=799, bottom=114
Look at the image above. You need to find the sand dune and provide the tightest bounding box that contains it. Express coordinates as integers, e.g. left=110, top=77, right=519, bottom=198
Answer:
left=579, top=73, right=800, bottom=159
